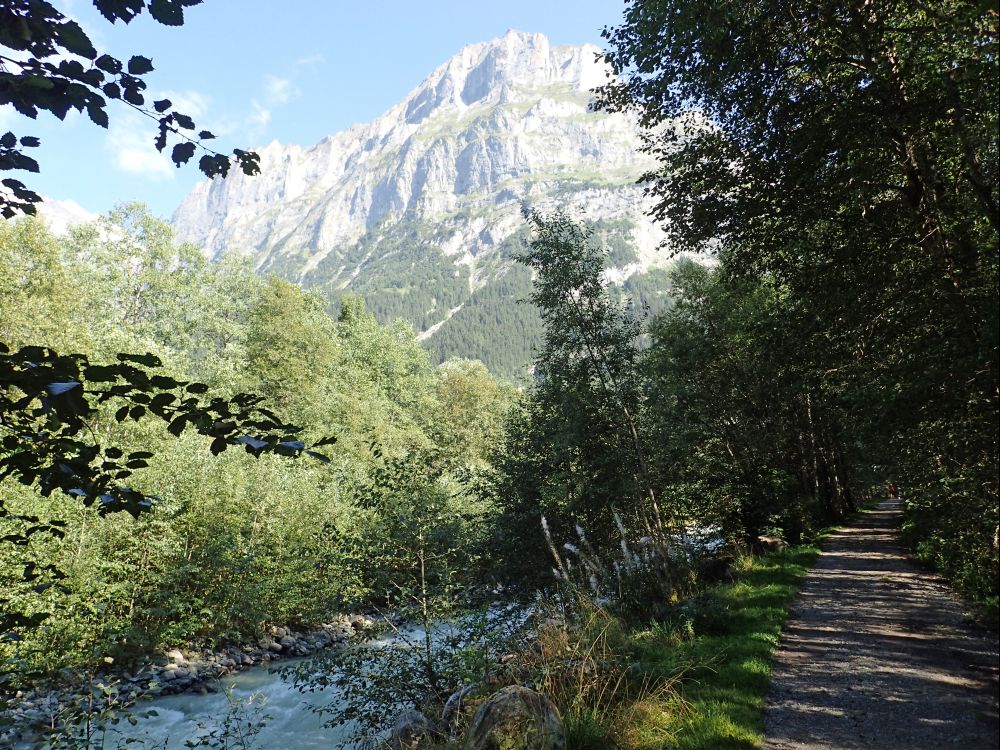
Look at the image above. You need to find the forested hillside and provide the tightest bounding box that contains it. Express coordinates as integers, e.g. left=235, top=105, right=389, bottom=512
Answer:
left=0, top=206, right=518, bottom=672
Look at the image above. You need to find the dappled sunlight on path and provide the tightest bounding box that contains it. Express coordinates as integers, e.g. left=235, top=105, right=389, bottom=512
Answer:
left=763, top=501, right=999, bottom=749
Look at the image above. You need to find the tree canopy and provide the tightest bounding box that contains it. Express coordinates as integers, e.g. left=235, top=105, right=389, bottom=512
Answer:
left=598, top=0, right=998, bottom=601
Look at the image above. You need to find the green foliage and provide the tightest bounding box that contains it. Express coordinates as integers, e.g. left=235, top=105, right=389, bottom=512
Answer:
left=281, top=446, right=512, bottom=747
left=622, top=546, right=818, bottom=749
left=0, top=0, right=260, bottom=218
left=599, top=0, right=998, bottom=602
left=643, top=261, right=858, bottom=545
left=492, top=210, right=654, bottom=571
left=0, top=208, right=513, bottom=681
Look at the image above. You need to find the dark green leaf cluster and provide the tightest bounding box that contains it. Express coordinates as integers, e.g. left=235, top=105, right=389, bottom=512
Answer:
left=0, top=0, right=260, bottom=217
left=0, top=342, right=330, bottom=519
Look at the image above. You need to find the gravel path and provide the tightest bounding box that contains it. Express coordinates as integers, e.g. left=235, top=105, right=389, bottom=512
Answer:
left=763, top=500, right=999, bottom=749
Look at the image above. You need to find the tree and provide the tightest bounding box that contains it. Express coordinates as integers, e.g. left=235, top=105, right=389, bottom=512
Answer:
left=643, top=260, right=858, bottom=545
left=598, top=0, right=998, bottom=600
left=0, top=0, right=260, bottom=218
left=495, top=210, right=655, bottom=566
left=0, top=342, right=335, bottom=631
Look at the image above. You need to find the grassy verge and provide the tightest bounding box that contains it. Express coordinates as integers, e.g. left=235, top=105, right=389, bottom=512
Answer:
left=614, top=545, right=819, bottom=750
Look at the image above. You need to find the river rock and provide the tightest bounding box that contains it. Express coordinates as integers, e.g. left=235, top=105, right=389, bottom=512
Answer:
left=388, top=709, right=437, bottom=749
left=755, top=534, right=788, bottom=554
left=442, top=683, right=476, bottom=735
left=466, top=686, right=564, bottom=750
left=166, top=649, right=187, bottom=665
left=348, top=614, right=372, bottom=630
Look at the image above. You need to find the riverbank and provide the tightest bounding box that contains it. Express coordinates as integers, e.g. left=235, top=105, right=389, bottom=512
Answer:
left=1, top=615, right=373, bottom=747
left=5, top=546, right=817, bottom=750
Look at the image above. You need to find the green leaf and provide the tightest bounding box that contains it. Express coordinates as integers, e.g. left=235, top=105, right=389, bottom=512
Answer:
left=86, top=101, right=109, bottom=128
left=149, top=0, right=186, bottom=25
left=171, top=141, right=196, bottom=166
left=167, top=415, right=188, bottom=437
left=95, top=54, right=122, bottom=74
left=127, top=56, right=154, bottom=75
left=117, top=352, right=161, bottom=367
left=58, top=20, right=97, bottom=59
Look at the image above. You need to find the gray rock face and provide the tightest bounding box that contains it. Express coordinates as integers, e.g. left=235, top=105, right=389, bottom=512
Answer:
left=172, top=30, right=671, bottom=283
left=389, top=709, right=438, bottom=750
left=465, top=685, right=564, bottom=750
left=172, top=31, right=689, bottom=374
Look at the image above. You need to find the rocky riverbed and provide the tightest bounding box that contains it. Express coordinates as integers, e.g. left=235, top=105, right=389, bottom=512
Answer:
left=2, top=614, right=373, bottom=747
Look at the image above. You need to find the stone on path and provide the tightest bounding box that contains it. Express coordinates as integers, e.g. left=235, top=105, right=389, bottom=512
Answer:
left=763, top=500, right=999, bottom=749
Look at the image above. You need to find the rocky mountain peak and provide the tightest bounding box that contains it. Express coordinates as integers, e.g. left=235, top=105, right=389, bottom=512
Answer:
left=171, top=32, right=675, bottom=378
left=400, top=30, right=605, bottom=123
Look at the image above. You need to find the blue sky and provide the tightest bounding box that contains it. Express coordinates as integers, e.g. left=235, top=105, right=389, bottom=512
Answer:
left=3, top=0, right=628, bottom=219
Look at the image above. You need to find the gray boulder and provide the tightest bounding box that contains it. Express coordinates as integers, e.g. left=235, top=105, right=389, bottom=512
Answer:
left=388, top=709, right=437, bottom=749
left=755, top=534, right=788, bottom=554
left=466, top=686, right=564, bottom=750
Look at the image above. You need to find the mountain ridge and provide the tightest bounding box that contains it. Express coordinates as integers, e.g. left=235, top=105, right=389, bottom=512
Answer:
left=172, top=30, right=677, bottom=378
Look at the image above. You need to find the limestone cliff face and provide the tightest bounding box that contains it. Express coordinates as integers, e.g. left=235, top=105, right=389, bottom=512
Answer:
left=172, top=31, right=672, bottom=377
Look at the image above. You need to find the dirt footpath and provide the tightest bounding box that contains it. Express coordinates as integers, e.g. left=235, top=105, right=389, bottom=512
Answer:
left=763, top=500, right=999, bottom=749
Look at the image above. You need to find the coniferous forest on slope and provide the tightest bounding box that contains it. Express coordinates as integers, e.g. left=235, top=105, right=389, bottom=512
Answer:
left=1, top=1, right=997, bottom=749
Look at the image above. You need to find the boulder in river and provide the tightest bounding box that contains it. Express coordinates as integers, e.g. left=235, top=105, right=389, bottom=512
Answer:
left=165, top=649, right=187, bottom=665
left=466, top=686, right=564, bottom=750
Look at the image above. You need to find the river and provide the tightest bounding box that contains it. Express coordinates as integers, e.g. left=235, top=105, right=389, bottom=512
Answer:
left=14, top=659, right=358, bottom=750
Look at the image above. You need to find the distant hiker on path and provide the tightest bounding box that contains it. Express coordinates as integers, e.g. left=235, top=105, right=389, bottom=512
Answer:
left=887, top=481, right=898, bottom=499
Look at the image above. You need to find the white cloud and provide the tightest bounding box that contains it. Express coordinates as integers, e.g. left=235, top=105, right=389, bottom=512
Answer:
left=106, top=112, right=173, bottom=180
left=264, top=75, right=296, bottom=105
left=249, top=100, right=272, bottom=129
left=295, top=53, right=326, bottom=67
left=239, top=74, right=300, bottom=137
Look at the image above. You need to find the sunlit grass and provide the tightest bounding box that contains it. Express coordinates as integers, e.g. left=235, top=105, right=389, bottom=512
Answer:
left=616, top=545, right=819, bottom=749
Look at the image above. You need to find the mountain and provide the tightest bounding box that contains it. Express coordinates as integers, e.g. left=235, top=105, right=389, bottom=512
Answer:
left=172, top=30, right=676, bottom=379
left=37, top=197, right=98, bottom=235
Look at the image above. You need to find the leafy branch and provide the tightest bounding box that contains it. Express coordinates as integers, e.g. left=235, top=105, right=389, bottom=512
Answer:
left=0, top=0, right=260, bottom=217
